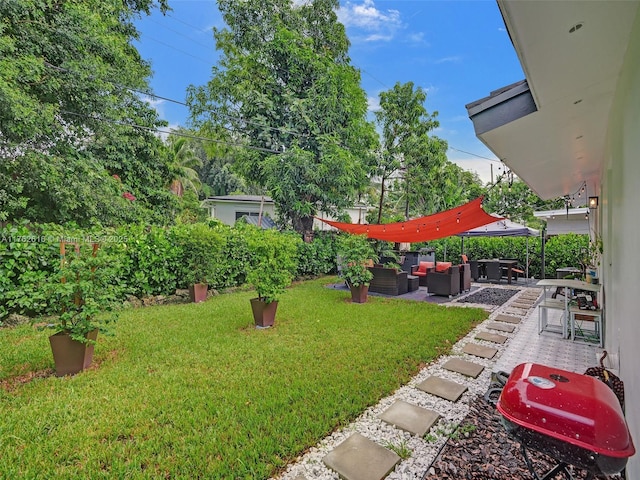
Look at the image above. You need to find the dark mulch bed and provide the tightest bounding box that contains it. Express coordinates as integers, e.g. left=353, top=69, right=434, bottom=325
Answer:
left=424, top=395, right=610, bottom=480
left=458, top=287, right=518, bottom=306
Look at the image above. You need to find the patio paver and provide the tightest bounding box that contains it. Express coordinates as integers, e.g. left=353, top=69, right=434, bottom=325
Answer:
left=475, top=331, right=508, bottom=344
left=463, top=343, right=498, bottom=359
left=417, top=376, right=467, bottom=402
left=323, top=433, right=400, bottom=480
left=486, top=322, right=516, bottom=333
left=511, top=302, right=534, bottom=310
left=378, top=400, right=440, bottom=436
left=442, top=357, right=485, bottom=378
left=503, top=308, right=528, bottom=317
left=495, top=314, right=521, bottom=324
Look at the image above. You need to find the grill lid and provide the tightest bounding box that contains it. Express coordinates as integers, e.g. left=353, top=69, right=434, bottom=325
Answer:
left=497, top=363, right=635, bottom=458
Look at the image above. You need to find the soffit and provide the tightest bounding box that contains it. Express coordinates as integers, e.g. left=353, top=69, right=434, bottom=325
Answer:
left=480, top=0, right=639, bottom=200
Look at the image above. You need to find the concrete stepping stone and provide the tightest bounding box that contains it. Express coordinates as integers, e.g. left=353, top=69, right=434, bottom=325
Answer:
left=476, top=331, right=508, bottom=344
left=520, top=294, right=540, bottom=300
left=293, top=475, right=307, bottom=480
left=463, top=342, right=498, bottom=359
left=504, top=308, right=527, bottom=316
left=378, top=400, right=440, bottom=436
left=495, top=314, right=521, bottom=324
left=487, top=322, right=516, bottom=333
left=417, top=376, right=467, bottom=402
left=512, top=302, right=533, bottom=309
left=323, top=433, right=400, bottom=480
left=442, top=357, right=485, bottom=378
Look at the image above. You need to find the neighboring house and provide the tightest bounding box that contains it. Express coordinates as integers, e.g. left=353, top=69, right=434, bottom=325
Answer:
left=201, top=195, right=371, bottom=230
left=466, top=1, right=640, bottom=475
left=201, top=195, right=276, bottom=227
left=533, top=207, right=590, bottom=236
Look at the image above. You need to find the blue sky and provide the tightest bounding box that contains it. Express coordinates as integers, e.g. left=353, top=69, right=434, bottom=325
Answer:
left=134, top=0, right=525, bottom=184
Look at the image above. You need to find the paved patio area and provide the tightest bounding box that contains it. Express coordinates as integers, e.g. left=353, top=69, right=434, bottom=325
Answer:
left=274, top=283, right=605, bottom=480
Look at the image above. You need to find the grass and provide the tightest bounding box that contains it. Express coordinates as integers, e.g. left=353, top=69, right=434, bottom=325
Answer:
left=0, top=277, right=487, bottom=479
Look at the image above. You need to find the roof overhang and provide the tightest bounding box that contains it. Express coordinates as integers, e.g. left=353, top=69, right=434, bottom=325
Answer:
left=467, top=0, right=640, bottom=200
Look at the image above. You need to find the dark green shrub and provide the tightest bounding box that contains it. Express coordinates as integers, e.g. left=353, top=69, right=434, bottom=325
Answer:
left=41, top=243, right=121, bottom=343
left=1, top=222, right=70, bottom=318
left=245, top=226, right=300, bottom=303
left=210, top=223, right=252, bottom=289
left=296, top=231, right=339, bottom=277
left=117, top=225, right=181, bottom=297
left=544, top=233, right=588, bottom=278
left=336, top=234, right=378, bottom=287
left=171, top=223, right=225, bottom=288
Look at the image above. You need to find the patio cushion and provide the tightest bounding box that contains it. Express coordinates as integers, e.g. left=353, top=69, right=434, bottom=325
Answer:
left=414, top=261, right=434, bottom=276
left=435, top=262, right=452, bottom=272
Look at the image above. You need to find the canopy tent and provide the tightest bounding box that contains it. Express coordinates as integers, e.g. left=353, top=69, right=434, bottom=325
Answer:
left=458, top=215, right=539, bottom=280
left=316, top=197, right=500, bottom=243
left=458, top=214, right=539, bottom=237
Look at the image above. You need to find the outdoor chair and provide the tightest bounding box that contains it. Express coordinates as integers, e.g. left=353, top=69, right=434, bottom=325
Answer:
left=469, top=260, right=480, bottom=281
left=426, top=265, right=460, bottom=297
left=367, top=266, right=408, bottom=296
left=412, top=261, right=434, bottom=286
left=501, top=258, right=525, bottom=282
left=459, top=263, right=471, bottom=292
left=485, top=261, right=503, bottom=283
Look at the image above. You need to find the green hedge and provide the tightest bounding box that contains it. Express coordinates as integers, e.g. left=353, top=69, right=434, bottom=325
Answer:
left=1, top=219, right=589, bottom=322
left=425, top=233, right=588, bottom=279
left=0, top=222, right=336, bottom=321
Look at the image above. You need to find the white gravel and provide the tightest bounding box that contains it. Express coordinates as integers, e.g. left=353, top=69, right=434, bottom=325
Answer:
left=271, top=285, right=540, bottom=480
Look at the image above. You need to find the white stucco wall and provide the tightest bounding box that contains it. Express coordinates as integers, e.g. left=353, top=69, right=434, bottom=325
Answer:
left=603, top=7, right=640, bottom=476
left=208, top=200, right=276, bottom=225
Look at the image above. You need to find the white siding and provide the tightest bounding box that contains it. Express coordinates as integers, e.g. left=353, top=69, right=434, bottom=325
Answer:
left=602, top=9, right=640, bottom=477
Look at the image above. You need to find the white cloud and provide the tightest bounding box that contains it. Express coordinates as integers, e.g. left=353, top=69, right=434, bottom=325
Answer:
left=141, top=95, right=166, bottom=117
left=407, top=32, right=428, bottom=46
left=434, top=55, right=462, bottom=65
left=338, top=0, right=403, bottom=43
left=367, top=95, right=381, bottom=112
left=364, top=33, right=393, bottom=42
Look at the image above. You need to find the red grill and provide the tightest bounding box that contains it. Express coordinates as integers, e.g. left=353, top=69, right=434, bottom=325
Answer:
left=497, top=363, right=635, bottom=478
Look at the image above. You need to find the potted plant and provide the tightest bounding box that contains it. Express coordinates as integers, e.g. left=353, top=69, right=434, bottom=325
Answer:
left=173, top=223, right=223, bottom=302
left=579, top=235, right=603, bottom=283
left=337, top=234, right=378, bottom=303
left=43, top=243, right=120, bottom=376
left=244, top=226, right=299, bottom=328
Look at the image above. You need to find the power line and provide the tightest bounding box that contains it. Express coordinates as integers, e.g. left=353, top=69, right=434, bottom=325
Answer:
left=447, top=146, right=500, bottom=163
left=43, top=62, right=307, bottom=139
left=47, top=62, right=500, bottom=166
left=137, top=33, right=213, bottom=65
left=145, top=16, right=213, bottom=50
left=58, top=110, right=283, bottom=154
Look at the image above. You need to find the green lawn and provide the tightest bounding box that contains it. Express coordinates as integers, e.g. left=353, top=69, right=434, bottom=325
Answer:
left=0, top=277, right=487, bottom=479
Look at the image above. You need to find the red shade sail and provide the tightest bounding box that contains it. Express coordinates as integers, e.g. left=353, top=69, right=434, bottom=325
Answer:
left=317, top=197, right=501, bottom=243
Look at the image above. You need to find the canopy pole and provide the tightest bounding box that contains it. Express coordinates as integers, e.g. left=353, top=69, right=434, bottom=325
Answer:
left=525, top=236, right=529, bottom=281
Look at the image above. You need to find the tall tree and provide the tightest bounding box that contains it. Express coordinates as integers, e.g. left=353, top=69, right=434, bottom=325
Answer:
left=166, top=133, right=203, bottom=197
left=188, top=0, right=377, bottom=234
left=484, top=177, right=566, bottom=224
left=373, top=82, right=445, bottom=223
left=0, top=0, right=172, bottom=225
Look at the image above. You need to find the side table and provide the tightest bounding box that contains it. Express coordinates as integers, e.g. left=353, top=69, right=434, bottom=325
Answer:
left=407, top=275, right=420, bottom=292
left=570, top=306, right=603, bottom=346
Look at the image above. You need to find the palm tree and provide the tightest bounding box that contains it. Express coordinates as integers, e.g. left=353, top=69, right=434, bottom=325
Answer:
left=167, top=135, right=202, bottom=197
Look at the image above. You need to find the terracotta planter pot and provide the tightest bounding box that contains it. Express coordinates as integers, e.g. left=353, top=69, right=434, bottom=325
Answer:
left=49, top=329, right=98, bottom=377
left=250, top=298, right=278, bottom=328
left=350, top=284, right=369, bottom=303
left=189, top=283, right=208, bottom=303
